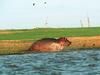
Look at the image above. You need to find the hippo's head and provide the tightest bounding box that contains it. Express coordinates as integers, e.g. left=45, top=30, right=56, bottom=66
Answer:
left=58, top=37, right=71, bottom=46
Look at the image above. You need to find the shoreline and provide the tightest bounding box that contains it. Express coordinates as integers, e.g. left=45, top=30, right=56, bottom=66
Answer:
left=0, top=35, right=100, bottom=54
left=68, top=36, right=100, bottom=49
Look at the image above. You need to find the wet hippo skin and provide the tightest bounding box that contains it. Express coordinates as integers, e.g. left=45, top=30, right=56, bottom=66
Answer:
left=29, top=37, right=71, bottom=52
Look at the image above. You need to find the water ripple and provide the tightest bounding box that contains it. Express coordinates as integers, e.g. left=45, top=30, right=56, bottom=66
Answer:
left=0, top=49, right=100, bottom=75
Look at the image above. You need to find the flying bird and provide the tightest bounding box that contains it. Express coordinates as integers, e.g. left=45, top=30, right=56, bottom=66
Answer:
left=44, top=2, right=47, bottom=4
left=33, top=1, right=47, bottom=7
left=33, top=3, right=35, bottom=6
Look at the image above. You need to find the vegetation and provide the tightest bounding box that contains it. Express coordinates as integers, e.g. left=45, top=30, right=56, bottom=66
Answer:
left=0, top=27, right=100, bottom=54
left=0, top=27, right=100, bottom=41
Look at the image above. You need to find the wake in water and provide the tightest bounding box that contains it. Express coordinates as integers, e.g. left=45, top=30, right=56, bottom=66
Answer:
left=0, top=49, right=100, bottom=75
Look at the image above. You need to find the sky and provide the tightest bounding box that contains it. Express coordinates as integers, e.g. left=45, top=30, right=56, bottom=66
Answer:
left=0, top=0, right=100, bottom=29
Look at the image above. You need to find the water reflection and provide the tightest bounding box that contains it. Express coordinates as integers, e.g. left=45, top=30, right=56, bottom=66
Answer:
left=0, top=49, right=100, bottom=75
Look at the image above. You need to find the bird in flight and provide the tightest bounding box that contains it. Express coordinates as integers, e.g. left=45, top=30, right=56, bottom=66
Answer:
left=33, top=3, right=35, bottom=6
left=33, top=1, right=47, bottom=7
left=44, top=2, right=47, bottom=4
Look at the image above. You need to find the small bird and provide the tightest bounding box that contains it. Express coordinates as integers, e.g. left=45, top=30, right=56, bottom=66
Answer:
left=44, top=2, right=47, bottom=4
left=33, top=3, right=35, bottom=6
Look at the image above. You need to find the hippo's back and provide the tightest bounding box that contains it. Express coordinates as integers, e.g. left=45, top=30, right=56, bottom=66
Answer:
left=34, top=38, right=58, bottom=44
left=40, top=38, right=58, bottom=42
left=30, top=38, right=58, bottom=51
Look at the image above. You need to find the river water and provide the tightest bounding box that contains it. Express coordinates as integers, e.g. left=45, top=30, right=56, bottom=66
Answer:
left=0, top=49, right=100, bottom=75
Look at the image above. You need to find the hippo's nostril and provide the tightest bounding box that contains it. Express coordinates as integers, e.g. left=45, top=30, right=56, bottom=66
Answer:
left=70, top=42, right=71, bottom=44
left=68, top=41, right=71, bottom=44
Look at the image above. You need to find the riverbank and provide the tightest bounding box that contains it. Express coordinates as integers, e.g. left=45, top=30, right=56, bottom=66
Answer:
left=68, top=36, right=100, bottom=49
left=0, top=36, right=100, bottom=54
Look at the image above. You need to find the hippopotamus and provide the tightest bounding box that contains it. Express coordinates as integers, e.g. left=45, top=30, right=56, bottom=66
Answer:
left=29, top=37, right=71, bottom=52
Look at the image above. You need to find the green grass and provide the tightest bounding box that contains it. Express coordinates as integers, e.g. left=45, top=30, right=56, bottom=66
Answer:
left=0, top=27, right=100, bottom=40
left=0, top=27, right=100, bottom=54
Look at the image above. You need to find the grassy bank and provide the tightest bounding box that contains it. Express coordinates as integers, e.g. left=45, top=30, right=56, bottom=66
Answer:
left=0, top=27, right=100, bottom=54
left=0, top=40, right=32, bottom=54
left=0, top=27, right=100, bottom=41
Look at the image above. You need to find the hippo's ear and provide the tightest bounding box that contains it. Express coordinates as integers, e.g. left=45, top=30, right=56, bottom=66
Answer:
left=64, top=37, right=67, bottom=40
left=59, top=37, right=66, bottom=41
left=62, top=37, right=67, bottom=40
left=64, top=37, right=69, bottom=42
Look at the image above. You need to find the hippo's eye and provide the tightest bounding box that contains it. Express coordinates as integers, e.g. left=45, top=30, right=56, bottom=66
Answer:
left=65, top=39, right=68, bottom=42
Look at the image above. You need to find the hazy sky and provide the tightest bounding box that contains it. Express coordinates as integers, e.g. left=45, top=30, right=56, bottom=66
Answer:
left=0, top=0, right=100, bottom=29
